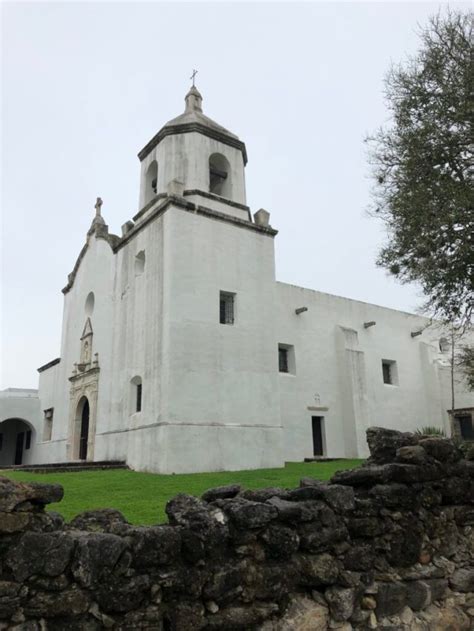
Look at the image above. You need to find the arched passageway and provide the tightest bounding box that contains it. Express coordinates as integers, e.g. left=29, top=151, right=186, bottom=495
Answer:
left=0, top=418, right=35, bottom=466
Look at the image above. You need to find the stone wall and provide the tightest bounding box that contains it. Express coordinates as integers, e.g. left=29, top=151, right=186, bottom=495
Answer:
left=0, top=427, right=473, bottom=630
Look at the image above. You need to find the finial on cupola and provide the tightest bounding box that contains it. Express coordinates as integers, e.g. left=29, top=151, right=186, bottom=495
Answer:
left=185, top=69, right=203, bottom=113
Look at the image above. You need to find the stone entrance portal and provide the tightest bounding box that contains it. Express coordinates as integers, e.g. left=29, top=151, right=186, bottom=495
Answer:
left=67, top=319, right=100, bottom=462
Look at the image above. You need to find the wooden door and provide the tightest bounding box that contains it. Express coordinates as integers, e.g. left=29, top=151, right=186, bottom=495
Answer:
left=14, top=432, right=24, bottom=465
left=79, top=400, right=90, bottom=460
left=311, top=417, right=324, bottom=456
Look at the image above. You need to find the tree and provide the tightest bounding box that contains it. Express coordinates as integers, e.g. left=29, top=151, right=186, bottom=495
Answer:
left=456, top=344, right=474, bottom=391
left=366, top=10, right=473, bottom=327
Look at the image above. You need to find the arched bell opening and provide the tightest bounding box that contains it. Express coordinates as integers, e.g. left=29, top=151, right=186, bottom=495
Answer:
left=0, top=418, right=35, bottom=466
left=209, top=153, right=232, bottom=198
left=144, top=160, right=158, bottom=204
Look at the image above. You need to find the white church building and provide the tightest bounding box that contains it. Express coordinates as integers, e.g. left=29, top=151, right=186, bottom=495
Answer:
left=1, top=86, right=473, bottom=473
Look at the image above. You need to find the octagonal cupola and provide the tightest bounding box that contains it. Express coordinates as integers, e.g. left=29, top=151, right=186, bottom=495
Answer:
left=137, top=86, right=249, bottom=219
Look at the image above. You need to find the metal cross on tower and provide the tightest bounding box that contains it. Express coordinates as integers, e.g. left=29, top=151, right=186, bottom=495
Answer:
left=94, top=197, right=103, bottom=217
left=190, top=69, right=198, bottom=87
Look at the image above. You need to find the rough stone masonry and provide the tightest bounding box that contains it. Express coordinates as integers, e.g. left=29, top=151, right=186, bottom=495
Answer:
left=0, top=427, right=473, bottom=630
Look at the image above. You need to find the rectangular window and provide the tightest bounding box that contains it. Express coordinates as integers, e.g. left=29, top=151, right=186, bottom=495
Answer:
left=279, top=347, right=289, bottom=373
left=0, top=433, right=3, bottom=451
left=382, top=359, right=398, bottom=386
left=136, top=383, right=142, bottom=413
left=25, top=430, right=32, bottom=450
left=43, top=408, right=54, bottom=441
left=219, top=291, right=235, bottom=325
left=278, top=343, right=296, bottom=374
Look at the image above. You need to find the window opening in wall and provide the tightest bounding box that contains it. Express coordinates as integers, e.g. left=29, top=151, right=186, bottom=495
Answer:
left=85, top=292, right=95, bottom=316
left=136, top=383, right=142, bottom=413
left=131, top=376, right=143, bottom=414
left=382, top=359, right=398, bottom=385
left=279, top=347, right=289, bottom=373
left=278, top=344, right=295, bottom=374
left=220, top=292, right=235, bottom=325
left=43, top=408, right=54, bottom=442
left=439, top=337, right=450, bottom=353
left=0, top=434, right=3, bottom=451
left=25, top=430, right=32, bottom=450
left=135, top=250, right=146, bottom=276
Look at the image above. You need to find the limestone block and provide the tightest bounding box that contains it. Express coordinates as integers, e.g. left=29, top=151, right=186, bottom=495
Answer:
left=167, top=179, right=185, bottom=196
left=259, top=596, right=329, bottom=631
left=202, top=484, right=241, bottom=503
left=253, top=209, right=270, bottom=227
left=450, top=568, right=474, bottom=593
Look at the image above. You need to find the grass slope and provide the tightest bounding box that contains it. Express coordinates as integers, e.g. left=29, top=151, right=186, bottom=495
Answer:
left=2, top=460, right=362, bottom=525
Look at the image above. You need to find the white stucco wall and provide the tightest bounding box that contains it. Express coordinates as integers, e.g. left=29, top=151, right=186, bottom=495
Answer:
left=152, top=206, right=284, bottom=473
left=275, top=282, right=473, bottom=460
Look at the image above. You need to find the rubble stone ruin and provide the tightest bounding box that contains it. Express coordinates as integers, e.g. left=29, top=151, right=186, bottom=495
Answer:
left=0, top=427, right=473, bottom=629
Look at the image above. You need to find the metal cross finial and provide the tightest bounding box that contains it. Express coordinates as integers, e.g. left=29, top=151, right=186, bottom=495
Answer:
left=190, top=69, right=198, bottom=87
left=94, top=197, right=103, bottom=217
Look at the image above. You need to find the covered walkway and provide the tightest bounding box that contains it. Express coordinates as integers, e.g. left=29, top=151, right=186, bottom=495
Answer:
left=0, top=418, right=36, bottom=466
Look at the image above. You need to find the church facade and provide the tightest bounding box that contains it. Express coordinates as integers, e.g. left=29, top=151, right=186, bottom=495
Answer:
left=1, top=87, right=473, bottom=473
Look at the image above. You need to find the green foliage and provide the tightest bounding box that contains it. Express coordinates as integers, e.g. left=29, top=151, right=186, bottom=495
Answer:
left=414, top=425, right=446, bottom=436
left=456, top=344, right=474, bottom=390
left=1, top=460, right=362, bottom=525
left=367, top=10, right=473, bottom=327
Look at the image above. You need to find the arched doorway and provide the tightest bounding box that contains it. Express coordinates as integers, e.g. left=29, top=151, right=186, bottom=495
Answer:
left=77, top=397, right=90, bottom=460
left=0, top=418, right=35, bottom=466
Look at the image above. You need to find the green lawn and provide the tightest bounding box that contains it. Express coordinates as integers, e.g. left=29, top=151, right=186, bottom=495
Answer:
left=1, top=460, right=362, bottom=525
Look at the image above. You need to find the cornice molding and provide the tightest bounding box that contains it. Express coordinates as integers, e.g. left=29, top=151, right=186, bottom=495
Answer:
left=183, top=189, right=250, bottom=213
left=138, top=123, right=248, bottom=165
left=114, top=196, right=277, bottom=253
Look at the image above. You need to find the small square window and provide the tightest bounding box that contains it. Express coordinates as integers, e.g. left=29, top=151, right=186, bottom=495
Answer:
left=220, top=292, right=235, bottom=325
left=382, top=360, right=398, bottom=386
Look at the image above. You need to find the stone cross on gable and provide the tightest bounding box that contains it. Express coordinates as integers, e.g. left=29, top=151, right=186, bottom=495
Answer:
left=95, top=197, right=103, bottom=217
left=190, top=69, right=198, bottom=87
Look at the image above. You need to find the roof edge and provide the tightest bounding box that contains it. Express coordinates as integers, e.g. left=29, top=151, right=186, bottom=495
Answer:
left=138, top=122, right=248, bottom=164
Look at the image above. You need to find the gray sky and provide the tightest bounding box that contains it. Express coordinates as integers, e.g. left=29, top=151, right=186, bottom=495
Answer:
left=1, top=1, right=467, bottom=389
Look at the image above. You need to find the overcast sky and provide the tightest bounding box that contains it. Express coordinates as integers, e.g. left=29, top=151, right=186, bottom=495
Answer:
left=1, top=1, right=468, bottom=389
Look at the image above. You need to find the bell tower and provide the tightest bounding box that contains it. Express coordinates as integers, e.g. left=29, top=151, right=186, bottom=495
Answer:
left=137, top=85, right=249, bottom=220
